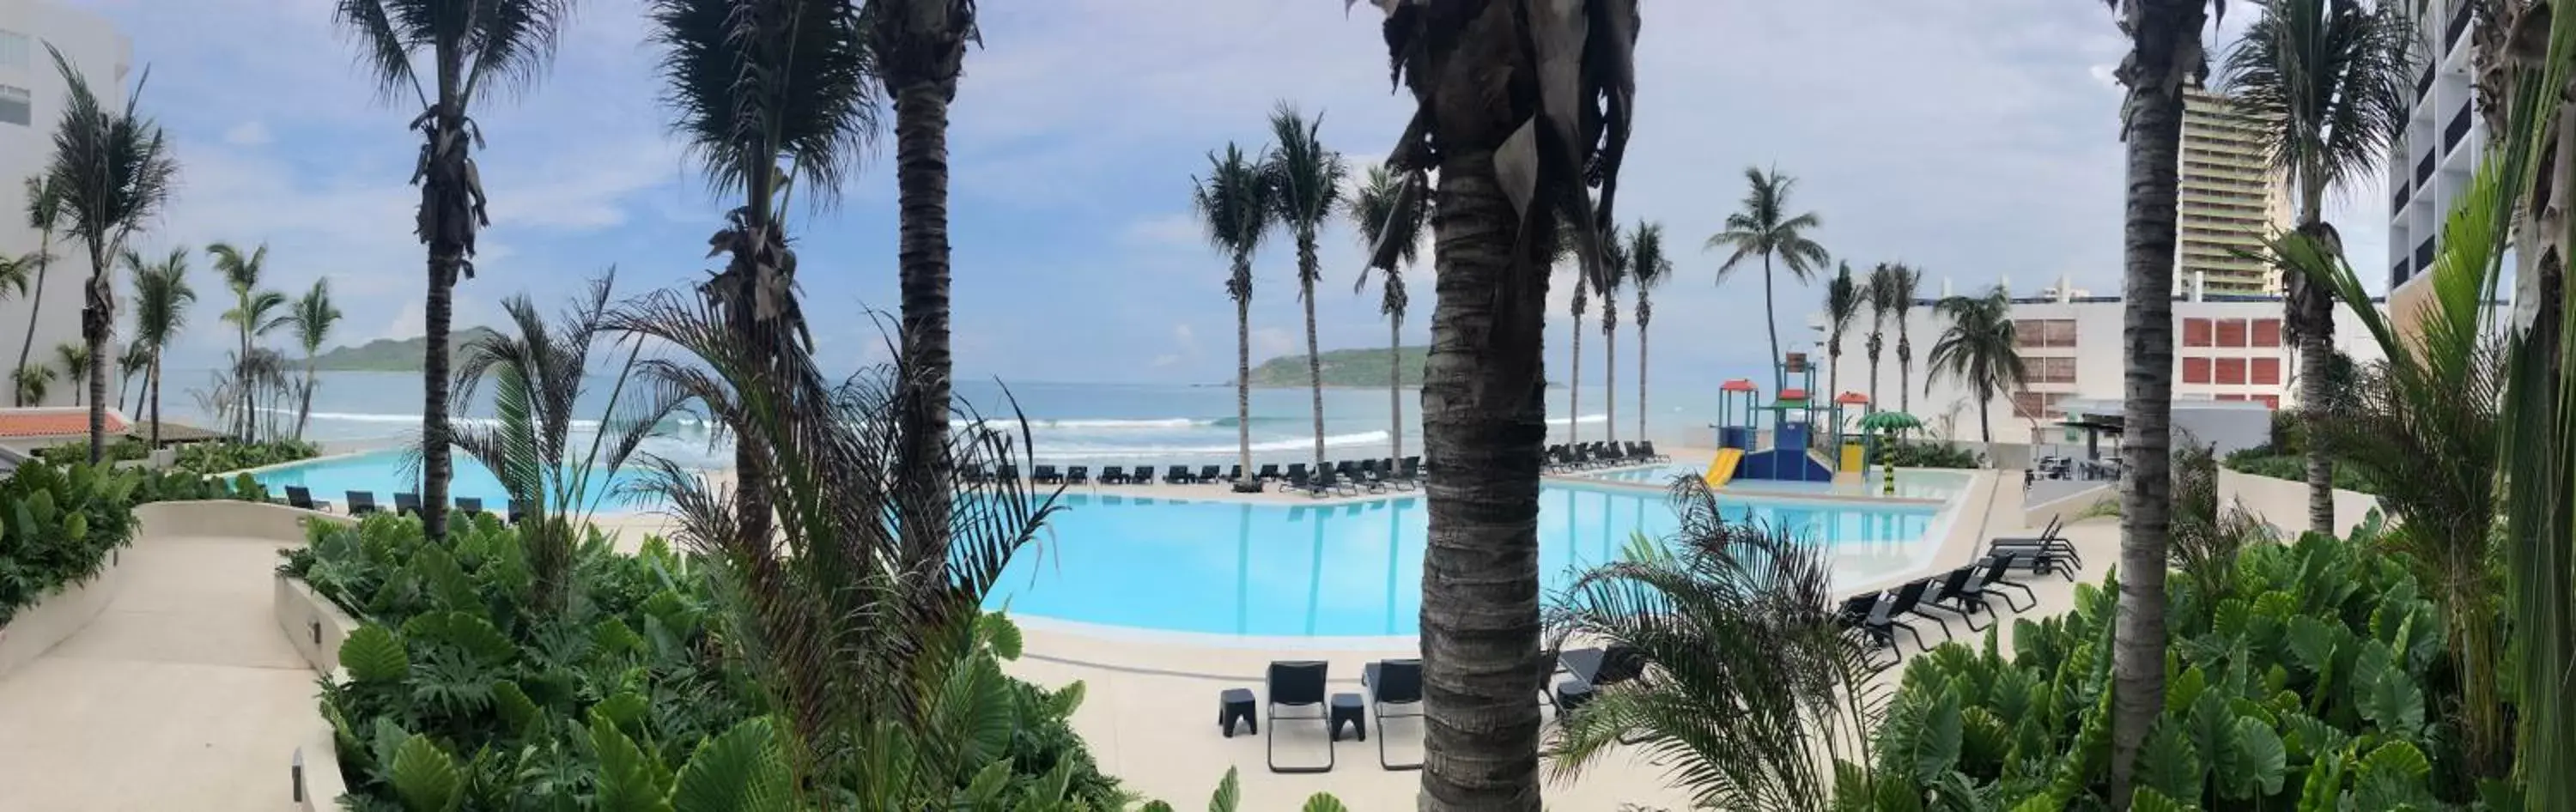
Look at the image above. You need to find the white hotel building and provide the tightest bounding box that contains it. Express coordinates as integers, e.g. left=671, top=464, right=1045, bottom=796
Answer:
left=2386, top=1, right=2482, bottom=322
left=0, top=0, right=130, bottom=409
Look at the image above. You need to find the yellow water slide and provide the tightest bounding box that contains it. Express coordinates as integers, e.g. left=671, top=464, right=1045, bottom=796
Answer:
left=1704, top=448, right=1744, bottom=489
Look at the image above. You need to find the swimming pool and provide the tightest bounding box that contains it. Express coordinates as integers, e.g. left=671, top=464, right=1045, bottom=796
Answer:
left=252, top=449, right=667, bottom=512
left=1583, top=463, right=1969, bottom=500
left=990, top=483, right=1947, bottom=637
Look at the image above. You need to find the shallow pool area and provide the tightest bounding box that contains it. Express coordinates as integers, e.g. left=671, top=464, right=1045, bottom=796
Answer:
left=252, top=450, right=666, bottom=512
left=991, top=482, right=1951, bottom=637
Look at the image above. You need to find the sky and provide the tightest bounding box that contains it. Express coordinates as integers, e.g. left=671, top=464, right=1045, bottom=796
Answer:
left=60, top=0, right=2384, bottom=388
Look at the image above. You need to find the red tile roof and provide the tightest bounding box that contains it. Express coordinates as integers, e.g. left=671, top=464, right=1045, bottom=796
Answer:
left=0, top=410, right=131, bottom=439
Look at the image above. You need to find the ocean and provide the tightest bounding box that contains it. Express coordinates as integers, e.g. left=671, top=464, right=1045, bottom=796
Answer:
left=146, top=369, right=1727, bottom=470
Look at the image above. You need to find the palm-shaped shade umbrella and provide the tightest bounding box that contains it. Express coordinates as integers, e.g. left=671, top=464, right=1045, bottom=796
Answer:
left=1857, top=410, right=1923, bottom=433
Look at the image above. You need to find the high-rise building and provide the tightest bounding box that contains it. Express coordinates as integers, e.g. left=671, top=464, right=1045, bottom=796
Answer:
left=2177, top=87, right=2293, bottom=296
left=2387, top=2, right=2481, bottom=324
left=0, top=0, right=131, bottom=408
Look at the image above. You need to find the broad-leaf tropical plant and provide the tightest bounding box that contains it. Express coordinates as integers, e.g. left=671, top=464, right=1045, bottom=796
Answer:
left=1926, top=284, right=2028, bottom=445
left=1627, top=221, right=1669, bottom=443
left=1263, top=105, right=1348, bottom=473
left=332, top=0, right=575, bottom=542
left=1194, top=143, right=1270, bottom=494
left=288, top=279, right=343, bottom=441
left=2221, top=0, right=2413, bottom=539
left=124, top=247, right=192, bottom=446
left=16, top=174, right=64, bottom=407
left=1355, top=1, right=1638, bottom=808
left=1706, top=166, right=1828, bottom=373
left=41, top=43, right=177, bottom=462
left=1351, top=164, right=1427, bottom=462
left=2099, top=0, right=2225, bottom=803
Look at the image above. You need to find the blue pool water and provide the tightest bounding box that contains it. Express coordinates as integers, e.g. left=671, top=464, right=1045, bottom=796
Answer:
left=990, top=483, right=1941, bottom=637
left=1586, top=464, right=1968, bottom=500
left=253, top=450, right=666, bottom=512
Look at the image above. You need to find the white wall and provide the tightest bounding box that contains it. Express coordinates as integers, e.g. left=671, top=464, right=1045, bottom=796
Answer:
left=0, top=0, right=128, bottom=407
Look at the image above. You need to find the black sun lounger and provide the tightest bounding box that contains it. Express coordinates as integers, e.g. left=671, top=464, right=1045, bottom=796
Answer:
left=1362, top=659, right=1424, bottom=771
left=346, top=491, right=380, bottom=516
left=393, top=492, right=423, bottom=517
left=285, top=486, right=332, bottom=512
left=1266, top=661, right=1334, bottom=773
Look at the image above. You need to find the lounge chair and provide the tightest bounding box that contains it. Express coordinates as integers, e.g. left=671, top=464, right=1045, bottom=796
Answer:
left=1834, top=593, right=1881, bottom=629
left=1988, top=516, right=2082, bottom=569
left=1338, top=461, right=1383, bottom=493
left=1266, top=661, right=1334, bottom=773
left=1285, top=467, right=1315, bottom=495
left=1200, top=465, right=1224, bottom=485
left=1309, top=469, right=1358, bottom=498
left=454, top=497, right=486, bottom=519
left=1032, top=464, right=1062, bottom=485
left=1099, top=465, right=1128, bottom=485
left=1973, top=554, right=2040, bottom=610
left=1395, top=457, right=1422, bottom=488
left=394, top=492, right=423, bottom=517
left=1919, top=567, right=1989, bottom=632
left=1362, top=659, right=1425, bottom=771
left=1066, top=465, right=1091, bottom=485
left=960, top=464, right=991, bottom=485
left=345, top=491, right=380, bottom=517
left=1639, top=440, right=1668, bottom=462
left=996, top=464, right=1020, bottom=482
left=1990, top=546, right=2075, bottom=582
left=508, top=500, right=536, bottom=525
left=1863, top=580, right=1934, bottom=651
left=1256, top=464, right=1282, bottom=483
left=1129, top=465, right=1156, bottom=485
left=1166, top=465, right=1194, bottom=485
left=284, top=486, right=332, bottom=512
left=1596, top=443, right=1628, bottom=466
left=1558, top=645, right=1649, bottom=688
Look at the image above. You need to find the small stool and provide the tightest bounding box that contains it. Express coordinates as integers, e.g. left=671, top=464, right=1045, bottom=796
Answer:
left=1554, top=679, right=1595, bottom=712
left=1328, top=693, right=1367, bottom=742
left=1218, top=688, right=1257, bottom=737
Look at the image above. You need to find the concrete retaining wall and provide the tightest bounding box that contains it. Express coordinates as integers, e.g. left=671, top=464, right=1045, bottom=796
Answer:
left=0, top=549, right=124, bottom=679
left=2215, top=469, right=2382, bottom=537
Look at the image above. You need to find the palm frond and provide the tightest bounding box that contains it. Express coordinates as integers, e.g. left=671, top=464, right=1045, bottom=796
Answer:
left=44, top=44, right=179, bottom=272
left=463, top=0, right=574, bottom=105
left=330, top=0, right=424, bottom=103
left=2220, top=0, right=2415, bottom=206
left=1347, top=164, right=1426, bottom=314
left=1193, top=143, right=1270, bottom=305
left=126, top=247, right=194, bottom=349
left=649, top=0, right=879, bottom=208
left=1263, top=103, right=1348, bottom=291
left=290, top=279, right=344, bottom=356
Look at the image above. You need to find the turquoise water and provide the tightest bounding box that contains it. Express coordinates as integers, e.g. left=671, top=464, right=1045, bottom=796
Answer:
left=1586, top=463, right=1969, bottom=500
left=253, top=450, right=665, bottom=512
left=991, top=483, right=1939, bottom=637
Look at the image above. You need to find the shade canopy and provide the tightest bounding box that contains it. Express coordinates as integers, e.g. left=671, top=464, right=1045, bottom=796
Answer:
left=1858, top=411, right=1923, bottom=432
left=1835, top=391, right=1871, bottom=405
left=1719, top=378, right=1757, bottom=393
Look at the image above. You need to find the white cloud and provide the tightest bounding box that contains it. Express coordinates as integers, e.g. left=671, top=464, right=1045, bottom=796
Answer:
left=1252, top=327, right=1294, bottom=359
left=222, top=121, right=271, bottom=146
left=1121, top=212, right=1202, bottom=250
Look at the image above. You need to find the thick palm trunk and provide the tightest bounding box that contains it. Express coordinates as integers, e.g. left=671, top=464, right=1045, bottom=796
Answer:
left=1303, top=270, right=1327, bottom=472
left=1898, top=336, right=1913, bottom=414
left=1978, top=393, right=1992, bottom=445
left=82, top=255, right=107, bottom=462
left=13, top=246, right=44, bottom=407
left=297, top=361, right=315, bottom=441
left=1570, top=312, right=1582, bottom=445
left=1419, top=155, right=1546, bottom=812
left=1760, top=254, right=1781, bottom=370
left=1389, top=313, right=1403, bottom=460
left=895, top=80, right=957, bottom=553
left=148, top=360, right=161, bottom=446
left=1604, top=324, right=1617, bottom=445
left=1637, top=313, right=1650, bottom=442
left=423, top=251, right=457, bottom=538
left=2300, top=328, right=2332, bottom=532
left=1827, top=348, right=1840, bottom=414
left=2107, top=24, right=2190, bottom=803
left=1235, top=278, right=1256, bottom=492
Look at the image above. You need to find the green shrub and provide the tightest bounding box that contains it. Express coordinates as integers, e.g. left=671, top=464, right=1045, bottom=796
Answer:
left=2220, top=450, right=2379, bottom=495
left=0, top=461, right=268, bottom=627
left=1870, top=439, right=1984, bottom=469
left=33, top=436, right=149, bottom=465
left=171, top=439, right=319, bottom=476
left=1838, top=520, right=2457, bottom=809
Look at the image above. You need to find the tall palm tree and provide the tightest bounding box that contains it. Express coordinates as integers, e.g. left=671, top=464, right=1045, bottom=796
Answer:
left=1823, top=262, right=1860, bottom=410
left=1263, top=105, right=1347, bottom=473
left=869, top=0, right=978, bottom=545
left=209, top=242, right=286, bottom=439
left=1596, top=227, right=1628, bottom=444
left=42, top=45, right=178, bottom=462
left=288, top=279, right=343, bottom=441
left=333, top=0, right=575, bottom=543
left=0, top=254, right=32, bottom=355
left=16, top=175, right=64, bottom=407
left=2221, top=0, right=2412, bottom=538
left=115, top=340, right=149, bottom=418
left=52, top=342, right=89, bottom=408
left=1351, top=164, right=1427, bottom=463
left=1627, top=223, right=1670, bottom=442
left=1567, top=239, right=1588, bottom=445
left=1884, top=263, right=1923, bottom=412
left=1194, top=145, right=1270, bottom=494
left=1705, top=167, right=1828, bottom=372
left=1864, top=264, right=1899, bottom=409
left=648, top=0, right=877, bottom=551
left=125, top=247, right=192, bottom=445
left=1926, top=285, right=2028, bottom=445
left=1355, top=2, right=1637, bottom=807
left=13, top=364, right=54, bottom=407
left=2100, top=0, right=2221, bottom=803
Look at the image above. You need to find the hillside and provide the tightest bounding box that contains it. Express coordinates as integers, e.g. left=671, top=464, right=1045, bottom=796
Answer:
left=311, top=328, right=503, bottom=372
left=1246, top=346, right=1427, bottom=388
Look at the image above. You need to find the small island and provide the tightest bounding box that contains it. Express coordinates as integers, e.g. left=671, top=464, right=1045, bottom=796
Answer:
left=309, top=327, right=503, bottom=372
left=1245, top=346, right=1426, bottom=388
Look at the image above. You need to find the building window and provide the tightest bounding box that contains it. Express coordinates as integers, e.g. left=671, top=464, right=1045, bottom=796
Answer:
left=2216, top=357, right=2248, bottom=385
left=2216, top=394, right=2246, bottom=402
left=2215, top=319, right=2249, bottom=347
left=2014, top=318, right=2078, bottom=349
left=0, top=31, right=28, bottom=69
left=2184, top=318, right=2214, bottom=347
left=2013, top=391, right=2069, bottom=420
left=2256, top=394, right=2281, bottom=409
left=2184, top=357, right=2212, bottom=384
left=0, top=85, right=29, bottom=126
left=2251, top=357, right=2281, bottom=385
left=2252, top=318, right=2282, bottom=347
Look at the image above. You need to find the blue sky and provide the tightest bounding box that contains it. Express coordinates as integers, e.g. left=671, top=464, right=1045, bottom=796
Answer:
left=64, top=0, right=2379, bottom=386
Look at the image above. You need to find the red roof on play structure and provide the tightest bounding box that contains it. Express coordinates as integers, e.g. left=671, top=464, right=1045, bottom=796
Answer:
left=1837, top=391, right=1870, bottom=405
left=1719, top=379, right=1757, bottom=392
left=1779, top=388, right=1808, bottom=401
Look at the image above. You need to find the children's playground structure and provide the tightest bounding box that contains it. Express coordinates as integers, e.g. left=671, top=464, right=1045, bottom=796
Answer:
left=1704, top=352, right=1870, bottom=488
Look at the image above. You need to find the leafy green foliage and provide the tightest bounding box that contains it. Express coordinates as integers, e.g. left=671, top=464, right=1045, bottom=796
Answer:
left=1870, top=439, right=1983, bottom=469
left=33, top=435, right=148, bottom=465
left=169, top=439, right=318, bottom=475
left=2217, top=448, right=2378, bottom=494
left=1838, top=527, right=2454, bottom=809
left=0, top=460, right=264, bottom=627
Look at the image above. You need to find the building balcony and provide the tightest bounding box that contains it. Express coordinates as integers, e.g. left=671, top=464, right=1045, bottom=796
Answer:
left=2448, top=3, right=2471, bottom=53
left=2416, top=236, right=2436, bottom=271
left=2392, top=179, right=2409, bottom=215
left=2392, top=257, right=2409, bottom=288
left=2445, top=100, right=2473, bottom=155
left=2417, top=150, right=2437, bottom=186
left=2416, top=62, right=2435, bottom=99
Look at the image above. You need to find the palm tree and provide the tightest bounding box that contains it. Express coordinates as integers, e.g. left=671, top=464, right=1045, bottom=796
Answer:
left=116, top=341, right=147, bottom=417
left=1926, top=285, right=2028, bottom=445
left=2100, top=0, right=2221, bottom=803
left=209, top=242, right=287, bottom=439
left=1353, top=2, right=1638, bottom=807
left=125, top=247, right=192, bottom=446
left=2221, top=0, right=2412, bottom=538
left=1545, top=478, right=1889, bottom=808
left=647, top=0, right=876, bottom=552
left=1864, top=264, right=1898, bottom=409
left=1883, top=264, right=1923, bottom=412
left=52, top=342, right=89, bottom=407
left=1705, top=167, right=1828, bottom=372
left=869, top=0, right=978, bottom=545
left=333, top=0, right=575, bottom=543
left=1194, top=145, right=1270, bottom=494
left=13, top=364, right=54, bottom=406
left=1823, top=263, right=1860, bottom=410
left=1628, top=223, right=1670, bottom=443
left=1262, top=105, right=1347, bottom=474
left=16, top=175, right=64, bottom=407
left=1596, top=227, right=1628, bottom=444
left=287, top=279, right=343, bottom=441
left=1350, top=165, right=1427, bottom=463
left=42, top=45, right=178, bottom=462
left=1567, top=239, right=1588, bottom=445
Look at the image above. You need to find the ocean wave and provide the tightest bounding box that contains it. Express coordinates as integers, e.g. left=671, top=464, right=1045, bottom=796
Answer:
left=1548, top=413, right=1610, bottom=426
left=950, top=415, right=1294, bottom=430
left=293, top=409, right=709, bottom=430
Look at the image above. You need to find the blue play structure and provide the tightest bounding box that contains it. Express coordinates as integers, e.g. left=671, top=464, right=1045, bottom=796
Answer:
left=1712, top=352, right=1838, bottom=483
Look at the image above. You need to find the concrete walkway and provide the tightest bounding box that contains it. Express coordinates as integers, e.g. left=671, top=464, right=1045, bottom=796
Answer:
left=0, top=531, right=313, bottom=811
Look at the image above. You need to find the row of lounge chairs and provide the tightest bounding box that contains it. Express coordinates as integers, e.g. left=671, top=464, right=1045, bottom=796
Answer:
left=1228, top=645, right=1643, bottom=773
left=279, top=486, right=535, bottom=524
left=1839, top=517, right=2083, bottom=652
left=1545, top=440, right=1667, bottom=472
left=964, top=458, right=1430, bottom=497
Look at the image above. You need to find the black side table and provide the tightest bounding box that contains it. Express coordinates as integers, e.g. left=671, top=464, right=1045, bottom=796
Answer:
left=1218, top=688, right=1257, bottom=737
left=1329, top=693, right=1367, bottom=742
left=1555, top=679, right=1595, bottom=712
